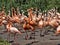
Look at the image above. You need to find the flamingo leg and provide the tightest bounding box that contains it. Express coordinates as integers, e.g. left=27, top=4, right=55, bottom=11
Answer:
left=4, top=24, right=6, bottom=29
left=44, top=27, right=48, bottom=35
left=34, top=31, right=35, bottom=40
left=42, top=27, right=45, bottom=36
left=40, top=28, right=45, bottom=37
left=29, top=31, right=33, bottom=39
left=25, top=30, right=28, bottom=40
left=14, top=33, right=16, bottom=42
left=29, top=30, right=35, bottom=39
left=7, top=32, right=10, bottom=42
left=40, top=28, right=42, bottom=37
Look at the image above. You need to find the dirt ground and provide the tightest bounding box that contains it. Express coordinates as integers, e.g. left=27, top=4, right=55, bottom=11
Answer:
left=0, top=25, right=60, bottom=45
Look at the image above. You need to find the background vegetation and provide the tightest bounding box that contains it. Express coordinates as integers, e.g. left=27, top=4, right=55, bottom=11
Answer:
left=0, top=37, right=10, bottom=45
left=0, top=0, right=60, bottom=13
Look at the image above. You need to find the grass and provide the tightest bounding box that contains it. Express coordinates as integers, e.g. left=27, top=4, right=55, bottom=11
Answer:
left=0, top=37, right=10, bottom=45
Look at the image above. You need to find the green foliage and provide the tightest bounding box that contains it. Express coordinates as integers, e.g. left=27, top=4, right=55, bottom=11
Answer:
left=0, top=37, right=10, bottom=45
left=0, top=0, right=60, bottom=13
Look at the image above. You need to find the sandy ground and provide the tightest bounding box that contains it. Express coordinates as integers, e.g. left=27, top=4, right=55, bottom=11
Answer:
left=0, top=25, right=60, bottom=45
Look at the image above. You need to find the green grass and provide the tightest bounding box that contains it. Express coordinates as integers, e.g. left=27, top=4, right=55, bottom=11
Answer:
left=0, top=37, right=10, bottom=45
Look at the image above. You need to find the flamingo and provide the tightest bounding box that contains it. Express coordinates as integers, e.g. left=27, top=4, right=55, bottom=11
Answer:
left=29, top=14, right=39, bottom=40
left=0, top=9, right=7, bottom=29
left=55, top=25, right=60, bottom=36
left=23, top=21, right=34, bottom=40
left=22, top=14, right=36, bottom=40
left=49, top=16, right=59, bottom=31
left=43, top=11, right=59, bottom=34
left=6, top=21, right=22, bottom=42
left=10, top=7, right=20, bottom=24
left=38, top=17, right=44, bottom=37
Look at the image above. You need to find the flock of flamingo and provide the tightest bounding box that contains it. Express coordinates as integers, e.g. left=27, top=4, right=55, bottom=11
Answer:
left=0, top=7, right=60, bottom=42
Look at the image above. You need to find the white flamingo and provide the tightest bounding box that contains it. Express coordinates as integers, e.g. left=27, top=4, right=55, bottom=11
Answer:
left=6, top=22, right=22, bottom=42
